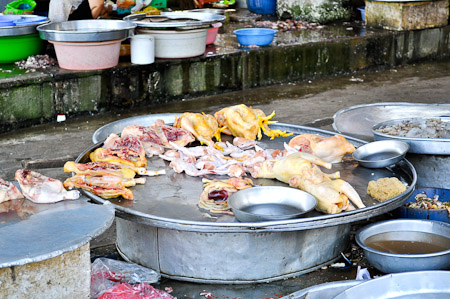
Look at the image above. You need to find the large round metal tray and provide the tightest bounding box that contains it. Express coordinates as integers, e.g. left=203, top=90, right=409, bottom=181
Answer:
left=83, top=113, right=417, bottom=233
left=372, top=117, right=450, bottom=155
left=37, top=20, right=136, bottom=42
left=332, top=102, right=450, bottom=142
left=124, top=12, right=225, bottom=28
left=334, top=271, right=450, bottom=299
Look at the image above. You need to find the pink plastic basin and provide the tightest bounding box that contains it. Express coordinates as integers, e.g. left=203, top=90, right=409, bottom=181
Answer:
left=206, top=23, right=222, bottom=45
left=50, top=39, right=125, bottom=71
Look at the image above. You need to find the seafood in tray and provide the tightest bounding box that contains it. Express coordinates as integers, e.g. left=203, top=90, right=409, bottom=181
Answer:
left=72, top=104, right=416, bottom=224
left=374, top=117, right=450, bottom=139
left=372, top=117, right=450, bottom=155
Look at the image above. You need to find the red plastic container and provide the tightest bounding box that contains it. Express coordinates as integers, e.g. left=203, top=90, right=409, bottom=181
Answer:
left=206, top=23, right=222, bottom=45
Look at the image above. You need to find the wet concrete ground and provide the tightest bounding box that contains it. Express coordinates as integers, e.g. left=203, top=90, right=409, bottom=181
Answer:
left=1, top=60, right=450, bottom=298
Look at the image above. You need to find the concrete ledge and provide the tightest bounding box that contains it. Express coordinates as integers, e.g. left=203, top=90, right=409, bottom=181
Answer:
left=1, top=23, right=450, bottom=133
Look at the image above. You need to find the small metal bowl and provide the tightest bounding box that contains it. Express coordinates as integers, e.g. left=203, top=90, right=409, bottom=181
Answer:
left=352, top=140, right=409, bottom=168
left=228, top=186, right=317, bottom=222
left=356, top=219, right=450, bottom=273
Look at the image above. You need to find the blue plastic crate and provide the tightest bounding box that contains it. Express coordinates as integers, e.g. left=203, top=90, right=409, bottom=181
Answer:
left=397, top=187, right=450, bottom=223
left=246, top=0, right=276, bottom=15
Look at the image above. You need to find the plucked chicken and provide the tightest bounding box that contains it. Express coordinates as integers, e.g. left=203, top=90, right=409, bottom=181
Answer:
left=250, top=152, right=365, bottom=214
left=174, top=112, right=222, bottom=146
left=15, top=169, right=80, bottom=204
left=121, top=120, right=195, bottom=156
left=64, top=161, right=137, bottom=179
left=91, top=134, right=147, bottom=168
left=288, top=134, right=356, bottom=163
left=63, top=174, right=142, bottom=200
left=289, top=177, right=359, bottom=214
left=214, top=104, right=293, bottom=140
left=121, top=125, right=165, bottom=156
left=0, top=177, right=24, bottom=203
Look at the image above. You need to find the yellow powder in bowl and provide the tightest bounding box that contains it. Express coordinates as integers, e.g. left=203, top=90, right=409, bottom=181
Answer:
left=367, top=177, right=407, bottom=202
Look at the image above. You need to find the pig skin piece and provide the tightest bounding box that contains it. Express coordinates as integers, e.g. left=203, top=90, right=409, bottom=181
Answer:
left=0, top=177, right=24, bottom=203
left=15, top=169, right=80, bottom=204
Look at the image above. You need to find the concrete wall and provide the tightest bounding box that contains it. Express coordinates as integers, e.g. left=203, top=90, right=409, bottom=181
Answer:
left=1, top=24, right=450, bottom=133
left=0, top=244, right=90, bottom=299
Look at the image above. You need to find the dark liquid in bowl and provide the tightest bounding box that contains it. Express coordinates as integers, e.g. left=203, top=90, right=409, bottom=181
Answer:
left=365, top=232, right=450, bottom=254
left=242, top=203, right=302, bottom=216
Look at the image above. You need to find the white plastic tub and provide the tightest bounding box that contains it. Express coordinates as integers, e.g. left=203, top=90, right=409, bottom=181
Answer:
left=50, top=39, right=124, bottom=70
left=136, top=28, right=208, bottom=59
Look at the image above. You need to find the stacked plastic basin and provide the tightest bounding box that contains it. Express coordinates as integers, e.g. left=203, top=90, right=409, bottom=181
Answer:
left=0, top=15, right=48, bottom=63
left=246, top=0, right=276, bottom=14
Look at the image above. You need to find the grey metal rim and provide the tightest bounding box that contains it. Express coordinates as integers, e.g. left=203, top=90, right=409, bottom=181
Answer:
left=124, top=12, right=225, bottom=28
left=0, top=20, right=49, bottom=37
left=37, top=20, right=136, bottom=42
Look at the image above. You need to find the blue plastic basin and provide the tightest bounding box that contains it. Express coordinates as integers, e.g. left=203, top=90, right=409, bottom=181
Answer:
left=233, top=28, right=276, bottom=46
left=0, top=15, right=21, bottom=27
left=247, top=0, right=276, bottom=15
left=397, top=187, right=450, bottom=223
left=14, top=15, right=47, bottom=26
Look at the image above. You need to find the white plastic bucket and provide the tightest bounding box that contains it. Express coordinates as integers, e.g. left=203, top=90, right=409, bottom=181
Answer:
left=136, top=28, right=208, bottom=59
left=130, top=34, right=155, bottom=65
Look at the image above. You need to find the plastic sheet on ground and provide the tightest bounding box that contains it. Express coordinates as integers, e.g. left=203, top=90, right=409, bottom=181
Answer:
left=91, top=257, right=162, bottom=298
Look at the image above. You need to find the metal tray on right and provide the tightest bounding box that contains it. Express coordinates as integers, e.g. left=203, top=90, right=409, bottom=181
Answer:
left=372, top=117, right=450, bottom=155
left=332, top=102, right=450, bottom=142
left=333, top=271, right=450, bottom=299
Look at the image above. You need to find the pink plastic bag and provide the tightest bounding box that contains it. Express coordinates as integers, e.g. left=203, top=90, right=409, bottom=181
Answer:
left=91, top=258, right=161, bottom=298
left=98, top=282, right=174, bottom=299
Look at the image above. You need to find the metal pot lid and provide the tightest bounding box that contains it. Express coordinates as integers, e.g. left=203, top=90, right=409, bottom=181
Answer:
left=0, top=194, right=114, bottom=268
left=0, top=18, right=49, bottom=37
left=82, top=113, right=417, bottom=233
left=124, top=12, right=225, bottom=28
left=188, top=8, right=227, bottom=15
left=37, top=19, right=136, bottom=42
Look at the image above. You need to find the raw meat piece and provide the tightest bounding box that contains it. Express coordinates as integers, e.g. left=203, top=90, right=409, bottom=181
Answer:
left=288, top=133, right=356, bottom=163
left=0, top=177, right=24, bottom=203
left=91, top=134, right=147, bottom=168
left=15, top=169, right=80, bottom=204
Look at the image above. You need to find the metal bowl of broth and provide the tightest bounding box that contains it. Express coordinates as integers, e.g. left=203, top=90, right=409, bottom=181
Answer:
left=356, top=219, right=450, bottom=273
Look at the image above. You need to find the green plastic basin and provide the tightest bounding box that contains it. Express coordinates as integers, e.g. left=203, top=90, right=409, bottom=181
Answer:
left=0, top=33, right=43, bottom=63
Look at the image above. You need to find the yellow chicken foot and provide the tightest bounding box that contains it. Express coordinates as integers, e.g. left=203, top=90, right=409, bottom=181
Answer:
left=257, top=113, right=293, bottom=140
